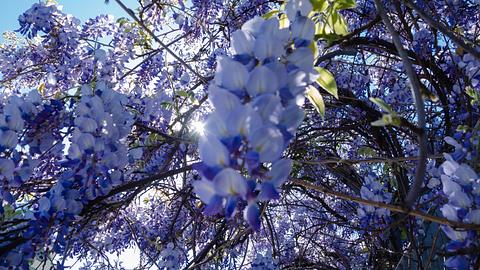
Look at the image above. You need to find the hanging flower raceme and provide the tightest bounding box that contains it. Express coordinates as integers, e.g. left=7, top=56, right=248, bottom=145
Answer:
left=17, top=3, right=61, bottom=38
left=357, top=174, right=392, bottom=232
left=192, top=0, right=318, bottom=230
left=0, top=82, right=136, bottom=268
left=437, top=137, right=480, bottom=270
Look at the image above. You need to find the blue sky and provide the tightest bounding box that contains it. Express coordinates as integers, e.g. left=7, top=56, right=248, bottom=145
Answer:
left=1, top=0, right=138, bottom=36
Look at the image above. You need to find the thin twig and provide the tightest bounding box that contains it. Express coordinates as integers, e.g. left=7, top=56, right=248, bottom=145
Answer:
left=113, top=0, right=208, bottom=84
left=402, top=0, right=480, bottom=60
left=292, top=178, right=480, bottom=230
left=296, top=154, right=442, bottom=165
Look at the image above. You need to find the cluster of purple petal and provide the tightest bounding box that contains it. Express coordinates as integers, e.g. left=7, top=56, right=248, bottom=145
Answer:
left=411, top=27, right=434, bottom=60
left=17, top=3, right=61, bottom=38
left=193, top=0, right=318, bottom=230
left=0, top=90, right=61, bottom=214
left=251, top=251, right=279, bottom=270
left=458, top=53, right=480, bottom=92
left=0, top=82, right=135, bottom=268
left=357, top=174, right=392, bottom=231
left=158, top=242, right=183, bottom=270
left=0, top=91, right=67, bottom=267
left=438, top=137, right=480, bottom=269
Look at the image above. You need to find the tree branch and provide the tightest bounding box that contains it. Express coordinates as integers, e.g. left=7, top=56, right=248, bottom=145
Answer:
left=373, top=0, right=428, bottom=208
left=292, top=178, right=480, bottom=230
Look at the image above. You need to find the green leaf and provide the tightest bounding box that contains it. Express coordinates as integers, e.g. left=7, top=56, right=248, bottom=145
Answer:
left=456, top=125, right=469, bottom=132
left=176, top=90, right=190, bottom=97
left=358, top=146, right=376, bottom=157
left=38, top=83, right=45, bottom=96
left=116, top=17, right=129, bottom=27
left=371, top=118, right=386, bottom=127
left=160, top=101, right=172, bottom=110
left=189, top=95, right=200, bottom=106
left=176, top=90, right=199, bottom=105
left=466, top=86, right=479, bottom=105
left=333, top=0, right=357, bottom=10
left=263, top=9, right=280, bottom=19
left=329, top=11, right=349, bottom=36
left=314, top=10, right=349, bottom=41
left=369, top=97, right=393, bottom=113
left=306, top=85, right=325, bottom=119
left=279, top=13, right=289, bottom=29
left=383, top=114, right=402, bottom=126
left=310, top=0, right=328, bottom=12
left=310, top=41, right=319, bottom=59
left=314, top=67, right=338, bottom=99
left=315, top=32, right=342, bottom=44
left=371, top=114, right=401, bottom=127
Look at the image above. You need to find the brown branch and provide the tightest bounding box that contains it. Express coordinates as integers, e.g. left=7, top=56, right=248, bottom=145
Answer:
left=296, top=155, right=442, bottom=166
left=291, top=178, right=480, bottom=230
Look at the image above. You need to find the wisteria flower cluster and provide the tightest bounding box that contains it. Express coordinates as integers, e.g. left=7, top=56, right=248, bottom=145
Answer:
left=192, top=0, right=318, bottom=230
left=158, top=242, right=183, bottom=270
left=438, top=137, right=480, bottom=269
left=17, top=3, right=61, bottom=38
left=0, top=90, right=57, bottom=212
left=251, top=252, right=279, bottom=270
left=357, top=173, right=392, bottom=231
left=0, top=82, right=134, bottom=268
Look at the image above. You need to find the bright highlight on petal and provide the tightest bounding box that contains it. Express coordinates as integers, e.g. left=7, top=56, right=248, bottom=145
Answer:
left=191, top=120, right=205, bottom=135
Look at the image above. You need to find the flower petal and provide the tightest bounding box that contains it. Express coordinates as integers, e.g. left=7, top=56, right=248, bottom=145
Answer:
left=204, top=195, right=223, bottom=216
left=213, top=168, right=248, bottom=197
left=246, top=66, right=279, bottom=97
left=287, top=47, right=314, bottom=71
left=208, top=85, right=241, bottom=116
left=215, top=56, right=249, bottom=91
left=249, top=124, right=284, bottom=162
left=258, top=182, right=280, bottom=201
left=225, top=197, right=238, bottom=219
left=440, top=204, right=459, bottom=222
left=252, top=94, right=283, bottom=125
left=199, top=135, right=230, bottom=167
left=241, top=16, right=265, bottom=37
left=192, top=179, right=216, bottom=204
left=291, top=16, right=315, bottom=44
left=268, top=158, right=293, bottom=187
left=244, top=202, right=261, bottom=231
left=231, top=30, right=255, bottom=56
